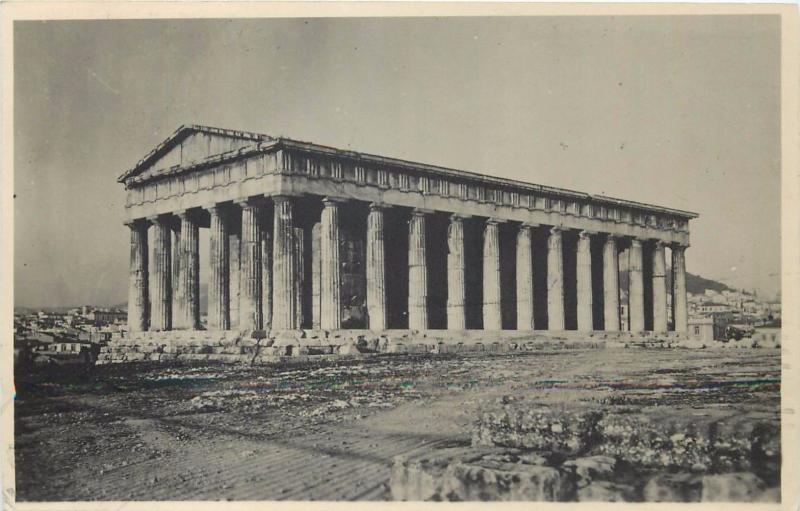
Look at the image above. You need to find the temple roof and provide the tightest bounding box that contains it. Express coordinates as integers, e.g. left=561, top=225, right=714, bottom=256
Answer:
left=119, top=124, right=698, bottom=219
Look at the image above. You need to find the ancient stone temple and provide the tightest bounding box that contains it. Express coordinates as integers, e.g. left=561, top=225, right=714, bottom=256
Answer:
left=105, top=125, right=697, bottom=363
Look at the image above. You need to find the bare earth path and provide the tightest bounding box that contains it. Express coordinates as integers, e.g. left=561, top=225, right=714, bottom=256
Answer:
left=13, top=348, right=780, bottom=501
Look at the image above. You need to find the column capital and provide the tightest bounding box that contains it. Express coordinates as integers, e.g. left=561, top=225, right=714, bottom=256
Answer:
left=578, top=229, right=595, bottom=240
left=369, top=202, right=388, bottom=211
left=124, top=218, right=149, bottom=229
left=234, top=196, right=266, bottom=208
left=604, top=233, right=620, bottom=242
left=271, top=194, right=297, bottom=204
left=629, top=237, right=643, bottom=247
left=146, top=214, right=172, bottom=226
left=449, top=213, right=471, bottom=221
left=671, top=242, right=689, bottom=251
left=549, top=225, right=564, bottom=235
left=322, top=196, right=347, bottom=207
left=410, top=208, right=433, bottom=217
left=485, top=217, right=505, bottom=225
left=520, top=222, right=539, bottom=229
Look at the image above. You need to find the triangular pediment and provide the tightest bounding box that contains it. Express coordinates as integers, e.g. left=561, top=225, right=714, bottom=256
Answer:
left=118, top=125, right=272, bottom=183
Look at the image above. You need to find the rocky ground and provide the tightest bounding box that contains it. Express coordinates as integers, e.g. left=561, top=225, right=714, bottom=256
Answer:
left=13, top=347, right=780, bottom=502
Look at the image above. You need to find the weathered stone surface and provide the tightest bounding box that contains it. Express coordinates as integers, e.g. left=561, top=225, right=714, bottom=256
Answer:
left=576, top=480, right=635, bottom=502
left=563, top=455, right=616, bottom=485
left=701, top=473, right=766, bottom=502
left=391, top=447, right=572, bottom=502
left=642, top=472, right=703, bottom=502
left=472, top=404, right=602, bottom=456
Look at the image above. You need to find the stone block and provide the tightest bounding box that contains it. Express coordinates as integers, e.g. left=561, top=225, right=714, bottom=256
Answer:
left=642, top=472, right=702, bottom=502
left=562, top=455, right=616, bottom=486
left=576, top=480, right=636, bottom=502
left=701, top=473, right=766, bottom=502
left=472, top=404, right=603, bottom=456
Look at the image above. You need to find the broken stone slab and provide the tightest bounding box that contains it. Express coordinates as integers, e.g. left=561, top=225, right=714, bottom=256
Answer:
left=472, top=404, right=603, bottom=456
left=700, top=473, right=767, bottom=502
left=642, top=472, right=703, bottom=502
left=391, top=446, right=571, bottom=502
left=576, top=480, right=636, bottom=502
left=562, top=455, right=616, bottom=486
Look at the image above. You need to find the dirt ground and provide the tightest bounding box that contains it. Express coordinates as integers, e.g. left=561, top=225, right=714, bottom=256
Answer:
left=13, top=347, right=780, bottom=501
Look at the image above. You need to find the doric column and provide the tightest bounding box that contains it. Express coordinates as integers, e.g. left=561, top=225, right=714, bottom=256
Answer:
left=127, top=220, right=149, bottom=332
left=652, top=240, right=668, bottom=333
left=294, top=227, right=305, bottom=328
left=408, top=209, right=428, bottom=331
left=320, top=198, right=342, bottom=330
left=228, top=227, right=241, bottom=329
left=628, top=238, right=645, bottom=332
left=207, top=205, right=229, bottom=330
left=367, top=203, right=387, bottom=331
left=602, top=235, right=621, bottom=331
left=546, top=227, right=565, bottom=331
left=149, top=216, right=172, bottom=331
left=446, top=214, right=467, bottom=330
left=177, top=211, right=200, bottom=330
left=672, top=244, right=689, bottom=334
left=272, top=196, right=297, bottom=330
left=262, top=225, right=273, bottom=330
left=171, top=222, right=182, bottom=328
left=483, top=219, right=502, bottom=330
left=238, top=198, right=263, bottom=330
left=576, top=230, right=594, bottom=332
left=516, top=224, right=534, bottom=330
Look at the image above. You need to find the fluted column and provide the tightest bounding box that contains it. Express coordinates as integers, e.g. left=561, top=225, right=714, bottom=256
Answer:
left=446, top=214, right=467, bottom=330
left=628, top=238, right=645, bottom=332
left=272, top=196, right=297, bottom=330
left=171, top=223, right=182, bottom=328
left=149, top=216, right=172, bottom=331
left=294, top=227, right=305, bottom=328
left=547, top=227, right=565, bottom=330
left=576, top=230, right=594, bottom=332
left=516, top=224, right=534, bottom=330
left=262, top=226, right=273, bottom=330
left=177, top=211, right=200, bottom=330
left=408, top=209, right=428, bottom=331
left=127, top=221, right=149, bottom=332
left=208, top=205, right=229, bottom=330
left=238, top=199, right=263, bottom=330
left=320, top=198, right=342, bottom=330
left=652, top=241, right=668, bottom=333
left=672, top=244, right=688, bottom=334
left=603, top=235, right=621, bottom=331
left=367, top=203, right=387, bottom=331
left=483, top=219, right=502, bottom=330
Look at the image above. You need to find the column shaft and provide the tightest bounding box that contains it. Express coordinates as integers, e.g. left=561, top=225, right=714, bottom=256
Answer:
left=127, top=222, right=149, bottom=332
left=516, top=225, right=534, bottom=330
left=178, top=213, right=200, bottom=330
left=652, top=241, right=668, bottom=333
left=672, top=245, right=689, bottom=334
left=150, top=218, right=172, bottom=331
left=576, top=231, right=594, bottom=331
left=408, top=211, right=428, bottom=331
left=262, top=227, right=273, bottom=330
left=603, top=236, right=621, bottom=331
left=367, top=204, right=387, bottom=330
left=446, top=215, right=466, bottom=330
left=483, top=220, right=502, bottom=330
left=239, top=201, right=263, bottom=330
left=171, top=224, right=182, bottom=328
left=320, top=199, right=342, bottom=329
left=228, top=230, right=241, bottom=329
left=208, top=206, right=230, bottom=330
left=272, top=197, right=297, bottom=330
left=547, top=227, right=565, bottom=330
left=628, top=239, right=645, bottom=332
left=294, top=227, right=305, bottom=328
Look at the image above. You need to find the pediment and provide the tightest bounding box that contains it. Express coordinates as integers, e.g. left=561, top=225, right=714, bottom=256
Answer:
left=118, top=125, right=271, bottom=183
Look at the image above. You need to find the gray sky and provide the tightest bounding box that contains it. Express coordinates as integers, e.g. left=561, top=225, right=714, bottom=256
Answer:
left=14, top=16, right=781, bottom=307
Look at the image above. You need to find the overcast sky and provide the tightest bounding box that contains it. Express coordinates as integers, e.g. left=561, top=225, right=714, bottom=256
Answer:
left=14, top=16, right=780, bottom=308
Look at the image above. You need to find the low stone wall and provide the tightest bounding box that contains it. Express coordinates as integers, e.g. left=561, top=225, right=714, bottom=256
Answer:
left=97, top=329, right=655, bottom=365
left=389, top=397, right=780, bottom=502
